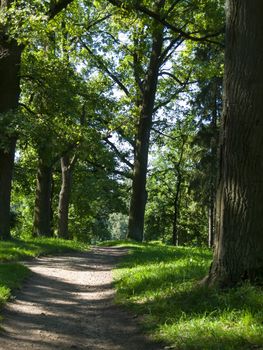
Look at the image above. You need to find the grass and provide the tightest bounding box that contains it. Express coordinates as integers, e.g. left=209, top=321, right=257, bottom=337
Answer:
left=0, top=236, right=89, bottom=318
left=0, top=264, right=30, bottom=309
left=111, top=241, right=263, bottom=350
left=0, top=236, right=89, bottom=262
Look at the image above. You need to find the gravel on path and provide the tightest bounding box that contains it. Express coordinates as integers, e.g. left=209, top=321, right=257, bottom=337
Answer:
left=0, top=247, right=163, bottom=350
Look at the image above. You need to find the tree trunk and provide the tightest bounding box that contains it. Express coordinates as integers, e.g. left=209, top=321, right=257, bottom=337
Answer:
left=127, top=24, right=164, bottom=242
left=172, top=174, right=182, bottom=246
left=172, top=137, right=186, bottom=246
left=0, top=25, right=22, bottom=239
left=32, top=160, right=53, bottom=237
left=208, top=81, right=220, bottom=248
left=208, top=196, right=215, bottom=248
left=204, top=0, right=263, bottom=287
left=57, top=155, right=73, bottom=239
left=0, top=138, right=16, bottom=240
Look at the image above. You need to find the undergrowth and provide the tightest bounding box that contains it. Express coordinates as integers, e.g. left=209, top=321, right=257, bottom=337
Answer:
left=112, top=242, right=263, bottom=350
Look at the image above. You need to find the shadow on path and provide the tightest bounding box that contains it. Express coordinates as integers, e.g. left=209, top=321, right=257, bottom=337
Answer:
left=0, top=247, right=162, bottom=350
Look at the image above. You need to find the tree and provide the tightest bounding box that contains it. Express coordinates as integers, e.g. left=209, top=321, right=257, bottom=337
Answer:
left=57, top=154, right=76, bottom=239
left=190, top=76, right=222, bottom=248
left=0, top=0, right=74, bottom=240
left=20, top=45, right=83, bottom=237
left=127, top=15, right=164, bottom=241
left=204, top=0, right=263, bottom=287
left=145, top=115, right=208, bottom=246
left=0, top=0, right=22, bottom=239
left=104, top=0, right=224, bottom=242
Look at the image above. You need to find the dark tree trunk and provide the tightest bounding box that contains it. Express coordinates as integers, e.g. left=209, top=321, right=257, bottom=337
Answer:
left=0, top=138, right=16, bottom=240
left=32, top=160, right=53, bottom=237
left=204, top=0, right=263, bottom=287
left=127, top=24, right=164, bottom=242
left=172, top=137, right=186, bottom=246
left=172, top=174, right=182, bottom=246
left=208, top=195, right=215, bottom=248
left=57, top=155, right=74, bottom=239
left=208, top=96, right=218, bottom=248
left=0, top=22, right=22, bottom=239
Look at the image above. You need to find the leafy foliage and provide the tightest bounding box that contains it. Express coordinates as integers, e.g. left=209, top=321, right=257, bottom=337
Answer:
left=2, top=0, right=224, bottom=244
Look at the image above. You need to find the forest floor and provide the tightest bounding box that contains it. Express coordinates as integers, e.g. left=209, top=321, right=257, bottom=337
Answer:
left=0, top=247, right=162, bottom=350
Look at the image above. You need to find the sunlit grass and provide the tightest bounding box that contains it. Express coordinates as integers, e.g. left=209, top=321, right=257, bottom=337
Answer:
left=113, top=242, right=263, bottom=350
left=0, top=237, right=89, bottom=262
left=0, top=237, right=90, bottom=320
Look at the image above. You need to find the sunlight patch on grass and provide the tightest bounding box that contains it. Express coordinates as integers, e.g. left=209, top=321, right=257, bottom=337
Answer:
left=0, top=236, right=90, bottom=320
left=113, top=243, right=263, bottom=350
left=0, top=237, right=89, bottom=262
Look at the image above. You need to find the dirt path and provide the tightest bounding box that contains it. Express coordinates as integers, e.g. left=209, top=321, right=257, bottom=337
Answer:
left=0, top=247, right=162, bottom=350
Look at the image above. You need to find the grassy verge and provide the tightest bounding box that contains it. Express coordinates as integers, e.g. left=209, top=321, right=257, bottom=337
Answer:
left=0, top=237, right=89, bottom=262
left=112, top=242, right=263, bottom=350
left=0, top=237, right=89, bottom=316
left=0, top=264, right=30, bottom=310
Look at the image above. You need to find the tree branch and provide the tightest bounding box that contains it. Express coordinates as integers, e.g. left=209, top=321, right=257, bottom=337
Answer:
left=80, top=40, right=130, bottom=97
left=166, top=0, right=182, bottom=16
left=159, top=37, right=184, bottom=65
left=151, top=127, right=183, bottom=141
left=48, top=0, right=74, bottom=20
left=159, top=71, right=184, bottom=85
left=103, top=137, right=134, bottom=169
left=85, top=159, right=133, bottom=179
left=107, top=0, right=224, bottom=46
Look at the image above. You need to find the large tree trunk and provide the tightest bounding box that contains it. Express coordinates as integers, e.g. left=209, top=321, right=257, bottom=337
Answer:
left=127, top=24, right=164, bottom=242
left=0, top=24, right=22, bottom=239
left=32, top=160, right=53, bottom=237
left=57, top=155, right=74, bottom=239
left=205, top=0, right=263, bottom=287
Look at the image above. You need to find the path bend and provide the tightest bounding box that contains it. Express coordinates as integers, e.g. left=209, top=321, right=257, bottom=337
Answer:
left=0, top=247, right=162, bottom=350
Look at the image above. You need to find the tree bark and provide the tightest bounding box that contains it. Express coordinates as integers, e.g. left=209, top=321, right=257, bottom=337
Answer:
left=0, top=138, right=16, bottom=239
left=204, top=0, right=263, bottom=287
left=171, top=136, right=186, bottom=246
left=57, top=155, right=74, bottom=239
left=32, top=160, right=53, bottom=237
left=172, top=173, right=182, bottom=246
left=208, top=85, right=219, bottom=248
left=127, top=24, right=164, bottom=242
left=208, top=196, right=215, bottom=248
left=0, top=25, right=22, bottom=239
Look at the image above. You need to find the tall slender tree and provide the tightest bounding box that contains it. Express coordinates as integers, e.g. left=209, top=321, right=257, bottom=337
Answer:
left=127, top=8, right=164, bottom=241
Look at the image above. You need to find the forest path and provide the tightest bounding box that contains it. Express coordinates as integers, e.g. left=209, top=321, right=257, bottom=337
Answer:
left=0, top=247, right=162, bottom=350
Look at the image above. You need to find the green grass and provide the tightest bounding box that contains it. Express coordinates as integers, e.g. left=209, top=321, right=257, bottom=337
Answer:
left=0, top=237, right=89, bottom=262
left=112, top=242, right=263, bottom=350
left=0, top=237, right=90, bottom=318
left=0, top=264, right=30, bottom=308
